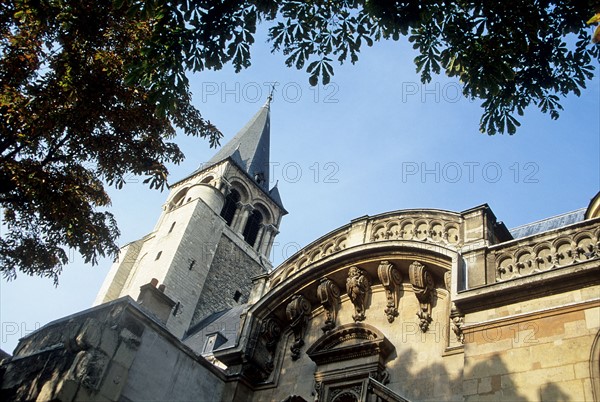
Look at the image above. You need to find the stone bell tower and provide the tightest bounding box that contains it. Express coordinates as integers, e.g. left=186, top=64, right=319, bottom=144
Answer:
left=94, top=98, right=286, bottom=338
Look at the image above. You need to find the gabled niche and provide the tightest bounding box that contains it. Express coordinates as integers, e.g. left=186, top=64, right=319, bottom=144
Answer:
left=306, top=323, right=396, bottom=402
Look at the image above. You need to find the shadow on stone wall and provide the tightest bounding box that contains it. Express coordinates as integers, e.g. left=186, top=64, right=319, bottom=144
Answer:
left=385, top=349, right=532, bottom=401
left=539, top=382, right=571, bottom=402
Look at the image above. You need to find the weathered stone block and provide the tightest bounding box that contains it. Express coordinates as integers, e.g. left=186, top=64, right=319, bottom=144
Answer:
left=53, top=379, right=79, bottom=402
left=112, top=342, right=138, bottom=369
left=99, top=327, right=119, bottom=357
left=76, top=318, right=102, bottom=350
left=99, top=362, right=128, bottom=401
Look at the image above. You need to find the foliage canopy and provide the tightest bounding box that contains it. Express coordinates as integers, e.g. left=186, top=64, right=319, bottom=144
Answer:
left=1, top=0, right=598, bottom=282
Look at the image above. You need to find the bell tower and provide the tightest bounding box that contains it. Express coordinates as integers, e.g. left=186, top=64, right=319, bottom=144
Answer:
left=94, top=98, right=286, bottom=338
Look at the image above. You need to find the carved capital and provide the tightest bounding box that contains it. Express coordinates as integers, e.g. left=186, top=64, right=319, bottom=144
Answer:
left=286, top=294, right=311, bottom=360
left=317, top=277, right=341, bottom=333
left=377, top=261, right=402, bottom=323
left=238, top=203, right=254, bottom=213
left=265, top=224, right=279, bottom=235
left=409, top=261, right=434, bottom=332
left=346, top=266, right=371, bottom=322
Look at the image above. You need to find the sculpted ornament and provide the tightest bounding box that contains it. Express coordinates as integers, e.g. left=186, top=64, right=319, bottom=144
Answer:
left=443, top=271, right=464, bottom=344
left=409, top=261, right=434, bottom=332
left=450, top=306, right=465, bottom=344
left=317, top=277, right=341, bottom=333
left=259, top=316, right=281, bottom=372
left=346, top=266, right=371, bottom=322
left=286, top=294, right=311, bottom=360
left=377, top=261, right=403, bottom=323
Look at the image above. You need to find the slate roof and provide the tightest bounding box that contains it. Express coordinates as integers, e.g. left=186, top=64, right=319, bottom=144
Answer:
left=206, top=100, right=271, bottom=191
left=183, top=304, right=247, bottom=354
left=510, top=208, right=587, bottom=239
left=269, top=184, right=284, bottom=209
left=179, top=98, right=286, bottom=211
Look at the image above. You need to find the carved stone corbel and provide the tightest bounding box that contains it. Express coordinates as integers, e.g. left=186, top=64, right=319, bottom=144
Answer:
left=377, top=261, right=402, bottom=323
left=409, top=261, right=434, bottom=332
left=346, top=266, right=371, bottom=322
left=450, top=306, right=465, bottom=344
left=317, top=277, right=341, bottom=333
left=286, top=294, right=311, bottom=360
left=259, top=316, right=281, bottom=372
left=443, top=271, right=464, bottom=343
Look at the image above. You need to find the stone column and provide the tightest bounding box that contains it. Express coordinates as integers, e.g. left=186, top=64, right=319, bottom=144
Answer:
left=230, top=201, right=244, bottom=229
left=259, top=225, right=279, bottom=256
left=234, top=204, right=254, bottom=234
left=254, top=224, right=266, bottom=250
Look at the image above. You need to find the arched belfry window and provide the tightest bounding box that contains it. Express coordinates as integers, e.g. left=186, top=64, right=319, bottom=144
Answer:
left=168, top=188, right=188, bottom=211
left=243, top=210, right=263, bottom=247
left=220, top=190, right=240, bottom=226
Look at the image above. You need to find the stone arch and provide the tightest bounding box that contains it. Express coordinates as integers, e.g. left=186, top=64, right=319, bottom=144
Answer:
left=200, top=175, right=214, bottom=185
left=283, top=266, right=295, bottom=280
left=322, top=242, right=335, bottom=256
left=220, top=188, right=241, bottom=226
left=309, top=249, right=322, bottom=263
left=270, top=277, right=281, bottom=289
left=573, top=231, right=595, bottom=261
left=306, top=322, right=393, bottom=363
left=444, top=223, right=461, bottom=244
left=372, top=223, right=386, bottom=240
left=496, top=253, right=515, bottom=281
left=228, top=177, right=251, bottom=203
left=399, top=219, right=415, bottom=240
left=335, top=236, right=347, bottom=251
left=298, top=257, right=309, bottom=270
left=413, top=219, right=429, bottom=241
left=552, top=236, right=575, bottom=266
left=243, top=209, right=263, bottom=247
left=252, top=201, right=274, bottom=226
left=429, top=220, right=444, bottom=241
left=532, top=242, right=552, bottom=271
left=168, top=187, right=189, bottom=210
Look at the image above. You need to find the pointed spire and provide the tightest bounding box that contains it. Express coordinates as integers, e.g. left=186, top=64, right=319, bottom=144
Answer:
left=206, top=101, right=271, bottom=190
left=269, top=181, right=285, bottom=211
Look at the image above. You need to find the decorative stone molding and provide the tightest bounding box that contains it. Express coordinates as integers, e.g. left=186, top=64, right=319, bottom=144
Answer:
left=286, top=294, right=311, bottom=360
left=346, top=266, right=371, bottom=322
left=450, top=306, right=465, bottom=344
left=409, top=261, right=434, bottom=332
left=317, top=277, right=341, bottom=333
left=306, top=323, right=393, bottom=365
left=329, top=385, right=363, bottom=402
left=377, top=261, right=403, bottom=323
left=370, top=217, right=461, bottom=247
left=296, top=232, right=349, bottom=271
left=259, top=316, right=281, bottom=372
left=442, top=270, right=463, bottom=343
left=494, top=224, right=600, bottom=282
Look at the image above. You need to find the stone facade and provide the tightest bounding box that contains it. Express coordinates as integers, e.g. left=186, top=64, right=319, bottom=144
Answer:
left=189, top=232, right=268, bottom=329
left=0, top=299, right=225, bottom=402
left=1, top=103, right=599, bottom=401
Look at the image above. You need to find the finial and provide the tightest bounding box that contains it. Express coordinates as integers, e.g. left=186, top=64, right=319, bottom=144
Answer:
left=265, top=82, right=277, bottom=107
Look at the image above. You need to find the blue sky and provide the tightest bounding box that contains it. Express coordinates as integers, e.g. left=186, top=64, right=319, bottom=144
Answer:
left=1, top=29, right=599, bottom=353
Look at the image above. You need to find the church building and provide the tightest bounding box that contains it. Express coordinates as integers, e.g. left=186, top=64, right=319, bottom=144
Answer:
left=1, top=101, right=599, bottom=402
